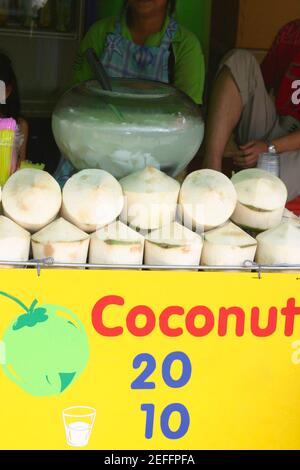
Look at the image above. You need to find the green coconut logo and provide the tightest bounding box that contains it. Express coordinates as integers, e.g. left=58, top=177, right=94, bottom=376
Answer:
left=0, top=291, right=89, bottom=397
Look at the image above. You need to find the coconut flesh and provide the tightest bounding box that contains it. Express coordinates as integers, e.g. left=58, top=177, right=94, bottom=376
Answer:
left=179, top=170, right=237, bottom=232
left=256, top=221, right=300, bottom=270
left=0, top=216, right=30, bottom=268
left=145, top=221, right=203, bottom=267
left=231, top=169, right=287, bottom=232
left=2, top=169, right=62, bottom=232
left=201, top=221, right=257, bottom=267
left=281, top=209, right=300, bottom=227
left=119, top=166, right=180, bottom=230
left=62, top=169, right=124, bottom=233
left=89, top=220, right=144, bottom=266
left=31, top=217, right=90, bottom=265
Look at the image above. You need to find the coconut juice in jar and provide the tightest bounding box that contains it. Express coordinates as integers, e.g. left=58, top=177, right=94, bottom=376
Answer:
left=52, top=79, right=204, bottom=179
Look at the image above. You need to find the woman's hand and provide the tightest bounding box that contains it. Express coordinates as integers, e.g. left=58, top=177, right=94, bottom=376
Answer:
left=233, top=140, right=268, bottom=168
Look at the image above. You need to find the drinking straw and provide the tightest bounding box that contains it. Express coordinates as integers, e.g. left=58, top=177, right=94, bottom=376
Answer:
left=86, top=48, right=126, bottom=122
left=0, top=118, right=17, bottom=187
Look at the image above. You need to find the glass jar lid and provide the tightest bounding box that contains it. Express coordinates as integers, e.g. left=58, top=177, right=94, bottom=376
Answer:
left=80, top=78, right=176, bottom=100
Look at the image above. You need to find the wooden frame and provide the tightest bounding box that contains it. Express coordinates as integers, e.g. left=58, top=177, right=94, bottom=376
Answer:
left=207, top=0, right=240, bottom=94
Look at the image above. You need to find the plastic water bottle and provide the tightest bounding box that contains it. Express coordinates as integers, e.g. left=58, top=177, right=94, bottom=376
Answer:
left=257, top=152, right=280, bottom=177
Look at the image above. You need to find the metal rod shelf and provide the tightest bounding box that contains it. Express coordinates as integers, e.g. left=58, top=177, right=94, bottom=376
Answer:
left=1, top=259, right=300, bottom=273
left=0, top=26, right=78, bottom=40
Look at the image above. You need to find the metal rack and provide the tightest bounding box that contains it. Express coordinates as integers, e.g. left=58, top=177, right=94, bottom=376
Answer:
left=0, top=26, right=79, bottom=40
left=2, top=259, right=300, bottom=277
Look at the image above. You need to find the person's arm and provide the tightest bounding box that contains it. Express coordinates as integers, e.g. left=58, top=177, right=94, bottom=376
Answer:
left=233, top=130, right=300, bottom=168
left=18, top=118, right=28, bottom=164
left=272, top=129, right=300, bottom=153
left=173, top=29, right=205, bottom=105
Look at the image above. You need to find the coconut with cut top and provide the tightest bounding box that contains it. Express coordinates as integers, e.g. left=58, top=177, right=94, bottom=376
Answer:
left=179, top=169, right=237, bottom=231
left=31, top=217, right=90, bottom=265
left=62, top=169, right=124, bottom=233
left=231, top=169, right=287, bottom=232
left=2, top=169, right=62, bottom=232
left=256, top=221, right=300, bottom=269
left=201, top=221, right=257, bottom=267
left=145, top=221, right=203, bottom=267
left=281, top=209, right=300, bottom=227
left=89, top=220, right=144, bottom=266
left=0, top=216, right=30, bottom=267
left=119, top=166, right=180, bottom=230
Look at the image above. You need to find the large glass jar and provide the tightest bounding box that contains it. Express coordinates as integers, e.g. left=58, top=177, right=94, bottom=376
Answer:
left=52, top=78, right=204, bottom=179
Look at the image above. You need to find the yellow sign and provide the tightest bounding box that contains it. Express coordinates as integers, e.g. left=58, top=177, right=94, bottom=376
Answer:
left=0, top=269, right=299, bottom=450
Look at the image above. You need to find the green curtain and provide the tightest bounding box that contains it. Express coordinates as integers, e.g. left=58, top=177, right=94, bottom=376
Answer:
left=97, top=0, right=212, bottom=59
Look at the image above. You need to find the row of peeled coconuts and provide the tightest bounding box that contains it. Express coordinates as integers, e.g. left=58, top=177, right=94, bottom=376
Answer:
left=0, top=165, right=297, bottom=269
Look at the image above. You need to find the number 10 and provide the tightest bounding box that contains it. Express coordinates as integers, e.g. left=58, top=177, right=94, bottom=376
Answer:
left=141, top=403, right=190, bottom=440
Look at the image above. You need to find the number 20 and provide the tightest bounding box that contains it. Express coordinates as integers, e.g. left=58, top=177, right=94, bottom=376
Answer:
left=131, top=352, right=192, bottom=389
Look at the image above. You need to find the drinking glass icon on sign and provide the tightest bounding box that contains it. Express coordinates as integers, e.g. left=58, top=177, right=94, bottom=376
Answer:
left=63, top=406, right=96, bottom=447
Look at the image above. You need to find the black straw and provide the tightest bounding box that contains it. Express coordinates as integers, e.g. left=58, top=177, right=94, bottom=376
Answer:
left=86, top=48, right=113, bottom=91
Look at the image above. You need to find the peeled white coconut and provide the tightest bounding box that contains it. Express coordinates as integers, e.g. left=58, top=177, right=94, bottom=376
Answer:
left=89, top=221, right=144, bottom=266
left=145, top=221, right=203, bottom=267
left=201, top=221, right=257, bottom=267
left=2, top=169, right=61, bottom=232
left=0, top=216, right=30, bottom=267
left=62, top=169, right=124, bottom=233
left=119, top=166, right=180, bottom=230
left=281, top=209, right=300, bottom=227
left=179, top=170, right=237, bottom=231
left=231, top=169, right=287, bottom=232
left=256, top=222, right=300, bottom=269
left=31, top=217, right=90, bottom=265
